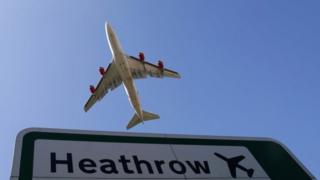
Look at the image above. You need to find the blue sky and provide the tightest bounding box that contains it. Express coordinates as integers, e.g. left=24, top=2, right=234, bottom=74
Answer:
left=1, top=0, right=319, bottom=179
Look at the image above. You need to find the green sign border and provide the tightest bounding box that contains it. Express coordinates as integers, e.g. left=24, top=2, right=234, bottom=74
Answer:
left=18, top=131, right=313, bottom=180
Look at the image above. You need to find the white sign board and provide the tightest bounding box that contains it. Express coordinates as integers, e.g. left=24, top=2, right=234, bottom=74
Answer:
left=11, top=128, right=315, bottom=180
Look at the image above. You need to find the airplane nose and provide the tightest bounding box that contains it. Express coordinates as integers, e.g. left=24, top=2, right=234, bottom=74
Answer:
left=105, top=22, right=113, bottom=34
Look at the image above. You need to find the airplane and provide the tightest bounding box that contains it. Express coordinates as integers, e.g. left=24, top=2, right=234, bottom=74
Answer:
left=84, top=23, right=181, bottom=129
left=214, top=152, right=254, bottom=178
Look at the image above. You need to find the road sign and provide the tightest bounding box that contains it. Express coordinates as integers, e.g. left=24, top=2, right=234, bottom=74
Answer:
left=11, top=128, right=315, bottom=180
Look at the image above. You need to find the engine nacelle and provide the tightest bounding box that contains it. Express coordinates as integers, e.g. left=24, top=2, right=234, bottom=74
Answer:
left=139, top=52, right=145, bottom=61
left=158, top=60, right=164, bottom=70
left=89, top=85, right=96, bottom=93
left=99, top=67, right=106, bottom=75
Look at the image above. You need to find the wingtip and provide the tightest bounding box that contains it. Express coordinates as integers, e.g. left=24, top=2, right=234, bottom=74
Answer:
left=172, top=73, right=181, bottom=79
left=83, top=104, right=90, bottom=112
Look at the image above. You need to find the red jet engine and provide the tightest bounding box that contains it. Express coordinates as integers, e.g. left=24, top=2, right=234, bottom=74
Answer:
left=89, top=85, right=96, bottom=93
left=158, top=60, right=164, bottom=70
left=139, top=52, right=145, bottom=61
left=99, top=67, right=106, bottom=75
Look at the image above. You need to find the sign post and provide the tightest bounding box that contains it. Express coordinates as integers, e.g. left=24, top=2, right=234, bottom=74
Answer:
left=11, top=128, right=315, bottom=180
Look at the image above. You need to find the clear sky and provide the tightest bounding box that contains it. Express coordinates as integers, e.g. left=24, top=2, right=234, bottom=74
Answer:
left=1, top=0, right=319, bottom=179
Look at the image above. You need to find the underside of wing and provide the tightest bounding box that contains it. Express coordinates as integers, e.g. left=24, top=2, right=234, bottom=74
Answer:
left=127, top=55, right=181, bottom=79
left=84, top=62, right=122, bottom=112
left=84, top=95, right=98, bottom=112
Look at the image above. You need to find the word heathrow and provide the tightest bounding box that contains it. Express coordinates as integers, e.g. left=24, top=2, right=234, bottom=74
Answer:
left=50, top=152, right=211, bottom=175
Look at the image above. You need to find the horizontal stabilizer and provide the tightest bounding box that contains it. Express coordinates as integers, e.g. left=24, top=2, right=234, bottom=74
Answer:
left=127, top=110, right=159, bottom=129
left=142, top=110, right=160, bottom=120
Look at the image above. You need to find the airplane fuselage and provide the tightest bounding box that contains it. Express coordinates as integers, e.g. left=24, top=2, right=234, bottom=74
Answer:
left=106, top=24, right=143, bottom=119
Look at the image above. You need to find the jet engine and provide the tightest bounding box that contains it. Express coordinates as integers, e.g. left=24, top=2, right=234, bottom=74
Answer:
left=158, top=60, right=164, bottom=70
left=139, top=52, right=145, bottom=61
left=99, top=67, right=106, bottom=75
left=89, top=85, right=96, bottom=93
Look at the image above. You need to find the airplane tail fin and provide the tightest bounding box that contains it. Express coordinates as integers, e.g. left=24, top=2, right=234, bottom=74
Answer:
left=247, top=168, right=254, bottom=178
left=126, top=110, right=159, bottom=129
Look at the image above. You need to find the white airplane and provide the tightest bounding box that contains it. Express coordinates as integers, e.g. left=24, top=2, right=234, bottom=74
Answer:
left=84, top=23, right=181, bottom=129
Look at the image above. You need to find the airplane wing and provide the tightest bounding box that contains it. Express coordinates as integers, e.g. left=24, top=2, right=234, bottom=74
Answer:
left=229, top=164, right=237, bottom=178
left=228, top=155, right=245, bottom=178
left=84, top=62, right=122, bottom=112
left=126, top=55, right=181, bottom=79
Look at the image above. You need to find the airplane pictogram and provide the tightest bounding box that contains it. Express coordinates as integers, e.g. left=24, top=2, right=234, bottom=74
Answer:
left=214, top=152, right=254, bottom=178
